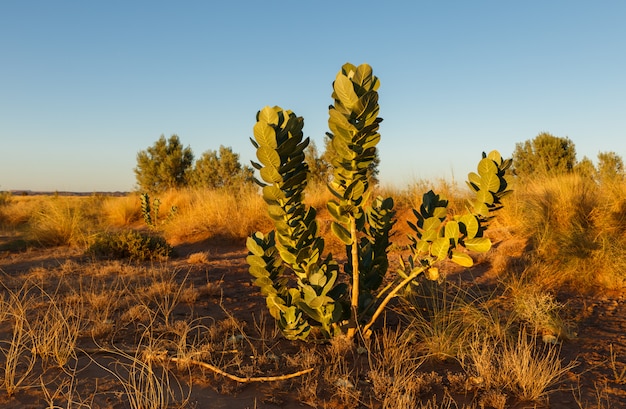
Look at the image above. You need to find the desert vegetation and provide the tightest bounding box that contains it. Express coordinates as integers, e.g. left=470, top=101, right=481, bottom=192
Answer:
left=1, top=63, right=626, bottom=408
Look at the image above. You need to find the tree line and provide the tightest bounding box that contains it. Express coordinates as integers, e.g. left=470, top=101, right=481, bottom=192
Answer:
left=134, top=132, right=624, bottom=193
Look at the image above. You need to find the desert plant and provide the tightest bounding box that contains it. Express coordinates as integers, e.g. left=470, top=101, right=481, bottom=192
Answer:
left=247, top=62, right=511, bottom=340
left=88, top=230, right=172, bottom=262
left=140, top=193, right=177, bottom=229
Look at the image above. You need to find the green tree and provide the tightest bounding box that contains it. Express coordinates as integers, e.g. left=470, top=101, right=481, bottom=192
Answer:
left=574, top=156, right=596, bottom=179
left=304, top=140, right=331, bottom=186
left=190, top=145, right=253, bottom=189
left=512, top=132, right=577, bottom=178
left=134, top=135, right=194, bottom=193
left=596, top=151, right=625, bottom=182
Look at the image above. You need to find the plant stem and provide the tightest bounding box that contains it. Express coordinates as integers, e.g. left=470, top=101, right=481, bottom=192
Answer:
left=347, top=215, right=360, bottom=338
left=361, top=267, right=425, bottom=338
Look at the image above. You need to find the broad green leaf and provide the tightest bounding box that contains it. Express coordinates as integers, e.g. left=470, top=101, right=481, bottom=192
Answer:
left=246, top=255, right=267, bottom=269
left=262, top=185, right=285, bottom=203
left=481, top=172, right=501, bottom=193
left=260, top=166, right=282, bottom=184
left=416, top=240, right=430, bottom=253
left=253, top=122, right=277, bottom=148
left=327, top=201, right=350, bottom=224
left=346, top=180, right=365, bottom=201
left=467, top=172, right=481, bottom=191
left=451, top=251, right=474, bottom=267
left=246, top=236, right=265, bottom=256
left=476, top=190, right=494, bottom=205
left=423, top=217, right=442, bottom=232
left=331, top=136, right=356, bottom=160
left=301, top=285, right=317, bottom=304
left=445, top=221, right=460, bottom=240
left=459, top=214, right=479, bottom=238
left=331, top=221, right=353, bottom=245
left=477, top=158, right=498, bottom=177
left=473, top=201, right=490, bottom=216
left=353, top=63, right=373, bottom=89
left=334, top=74, right=359, bottom=109
left=309, top=271, right=327, bottom=288
left=254, top=276, right=274, bottom=289
left=257, top=105, right=280, bottom=125
left=256, top=146, right=281, bottom=168
left=464, top=237, right=492, bottom=253
left=433, top=206, right=447, bottom=220
left=487, top=150, right=502, bottom=164
left=431, top=237, right=450, bottom=260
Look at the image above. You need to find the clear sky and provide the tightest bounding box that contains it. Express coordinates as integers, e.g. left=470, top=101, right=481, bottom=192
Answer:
left=1, top=1, right=625, bottom=192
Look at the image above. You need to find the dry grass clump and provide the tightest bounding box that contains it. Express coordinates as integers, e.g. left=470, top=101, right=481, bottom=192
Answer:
left=502, top=174, right=626, bottom=291
left=157, top=187, right=271, bottom=244
left=27, top=198, right=91, bottom=247
left=187, top=251, right=209, bottom=264
left=101, top=194, right=142, bottom=227
left=367, top=326, right=433, bottom=409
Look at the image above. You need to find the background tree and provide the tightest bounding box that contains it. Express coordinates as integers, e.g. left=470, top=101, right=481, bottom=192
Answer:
left=596, top=151, right=625, bottom=183
left=512, top=132, right=577, bottom=178
left=304, top=140, right=331, bottom=186
left=135, top=135, right=194, bottom=193
left=190, top=145, right=253, bottom=189
left=574, top=156, right=596, bottom=179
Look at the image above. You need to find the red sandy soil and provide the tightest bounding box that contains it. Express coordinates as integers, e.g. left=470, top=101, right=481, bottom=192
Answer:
left=1, top=237, right=626, bottom=408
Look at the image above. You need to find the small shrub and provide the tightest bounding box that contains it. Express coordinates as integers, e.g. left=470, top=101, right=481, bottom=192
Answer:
left=28, top=199, right=88, bottom=247
left=88, top=230, right=172, bottom=261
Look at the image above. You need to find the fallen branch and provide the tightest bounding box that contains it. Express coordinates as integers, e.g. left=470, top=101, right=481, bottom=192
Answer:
left=169, top=357, right=314, bottom=383
left=84, top=346, right=314, bottom=383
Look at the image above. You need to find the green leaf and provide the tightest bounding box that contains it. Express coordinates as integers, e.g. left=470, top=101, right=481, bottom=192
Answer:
left=256, top=146, right=281, bottom=168
left=486, top=150, right=502, bottom=164
left=464, top=237, right=492, bottom=253
left=249, top=265, right=270, bottom=279
left=476, top=190, right=494, bottom=205
left=253, top=122, right=277, bottom=149
left=334, top=74, right=359, bottom=109
left=467, top=172, right=481, bottom=191
left=260, top=166, right=282, bottom=184
left=327, top=201, right=350, bottom=224
left=450, top=251, right=474, bottom=267
left=246, top=255, right=267, bottom=269
left=444, top=221, right=460, bottom=240
left=262, top=185, right=285, bottom=203
left=477, top=158, right=498, bottom=177
left=481, top=172, right=501, bottom=193
left=345, top=180, right=365, bottom=201
left=246, top=235, right=265, bottom=256
left=257, top=105, right=280, bottom=125
left=473, top=202, right=490, bottom=216
left=459, top=214, right=479, bottom=239
left=430, top=237, right=450, bottom=260
left=331, top=221, right=353, bottom=245
left=423, top=217, right=442, bottom=233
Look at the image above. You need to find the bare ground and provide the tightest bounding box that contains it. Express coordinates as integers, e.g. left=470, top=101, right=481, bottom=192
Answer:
left=1, top=236, right=626, bottom=408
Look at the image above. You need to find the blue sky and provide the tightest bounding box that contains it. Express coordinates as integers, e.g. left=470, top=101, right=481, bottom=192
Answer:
left=1, top=1, right=625, bottom=192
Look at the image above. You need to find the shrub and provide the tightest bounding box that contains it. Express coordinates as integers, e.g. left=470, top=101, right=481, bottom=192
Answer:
left=88, top=230, right=172, bottom=262
left=247, top=63, right=511, bottom=340
left=28, top=198, right=88, bottom=247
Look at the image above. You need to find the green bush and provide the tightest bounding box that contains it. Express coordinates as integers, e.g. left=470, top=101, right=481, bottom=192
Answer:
left=88, top=230, right=172, bottom=262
